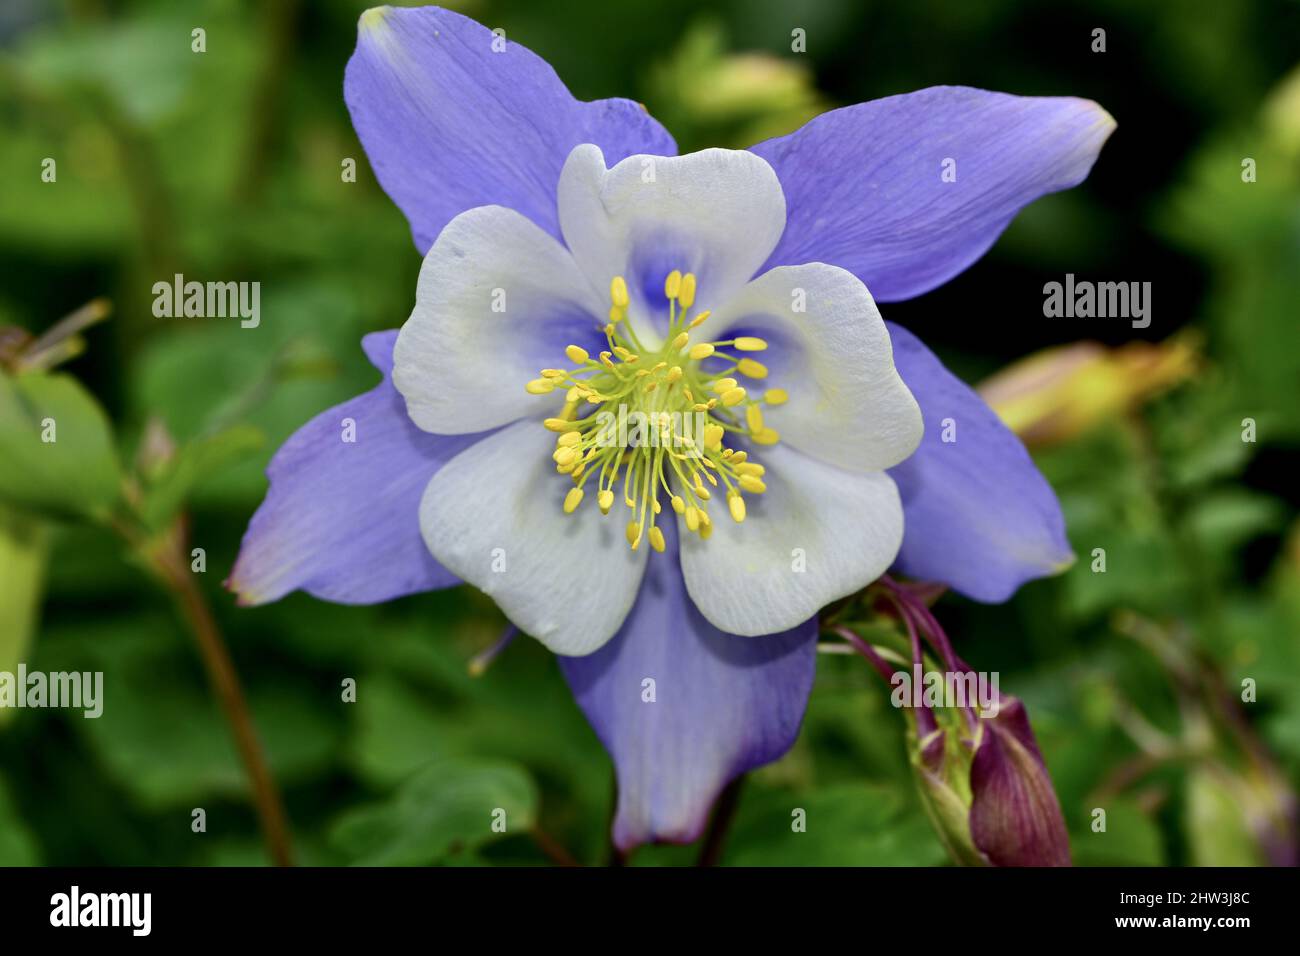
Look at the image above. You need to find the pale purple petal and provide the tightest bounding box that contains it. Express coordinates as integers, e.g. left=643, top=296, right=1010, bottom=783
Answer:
left=885, top=322, right=1073, bottom=602
left=560, top=521, right=817, bottom=851
left=229, top=331, right=483, bottom=606
left=751, top=86, right=1114, bottom=301
left=344, top=6, right=676, bottom=253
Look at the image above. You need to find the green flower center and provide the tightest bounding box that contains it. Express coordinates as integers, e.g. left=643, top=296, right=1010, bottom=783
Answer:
left=525, top=269, right=790, bottom=552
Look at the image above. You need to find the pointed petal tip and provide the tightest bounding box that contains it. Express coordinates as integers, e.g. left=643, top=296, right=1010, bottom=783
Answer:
left=358, top=6, right=392, bottom=35
left=222, top=568, right=264, bottom=608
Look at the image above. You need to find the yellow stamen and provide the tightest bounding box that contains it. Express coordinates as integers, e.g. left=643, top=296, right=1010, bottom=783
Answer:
left=728, top=491, right=746, bottom=523
left=648, top=526, right=666, bottom=552
left=664, top=270, right=682, bottom=300
left=679, top=273, right=697, bottom=308
left=610, top=276, right=629, bottom=308
left=564, top=488, right=584, bottom=513
left=734, top=337, right=768, bottom=352
left=689, top=343, right=715, bottom=360
left=764, top=388, right=789, bottom=405
left=565, top=345, right=589, bottom=364
left=736, top=358, right=768, bottom=379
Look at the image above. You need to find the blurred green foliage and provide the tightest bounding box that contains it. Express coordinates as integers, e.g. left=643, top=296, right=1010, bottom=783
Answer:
left=0, top=0, right=1297, bottom=866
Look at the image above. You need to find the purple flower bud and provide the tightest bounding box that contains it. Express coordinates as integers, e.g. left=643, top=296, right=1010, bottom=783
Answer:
left=968, top=697, right=1071, bottom=867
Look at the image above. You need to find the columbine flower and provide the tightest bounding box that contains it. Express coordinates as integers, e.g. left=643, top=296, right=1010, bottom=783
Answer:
left=228, top=6, right=1113, bottom=851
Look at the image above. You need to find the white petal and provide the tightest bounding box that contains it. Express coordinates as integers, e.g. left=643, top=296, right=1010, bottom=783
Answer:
left=678, top=444, right=903, bottom=636
left=710, top=263, right=922, bottom=472
left=420, top=419, right=648, bottom=655
left=557, top=145, right=786, bottom=344
left=393, top=205, right=605, bottom=434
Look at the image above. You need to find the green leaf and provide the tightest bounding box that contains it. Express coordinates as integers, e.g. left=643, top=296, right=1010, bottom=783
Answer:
left=330, top=759, right=538, bottom=866
left=0, top=774, right=40, bottom=865
left=139, top=423, right=265, bottom=530
left=0, top=506, right=49, bottom=724
left=1071, top=799, right=1164, bottom=866
left=0, top=371, right=120, bottom=519
left=1185, top=766, right=1264, bottom=866
left=723, top=783, right=947, bottom=866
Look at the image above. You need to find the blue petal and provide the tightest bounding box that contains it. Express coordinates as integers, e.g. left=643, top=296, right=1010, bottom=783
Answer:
left=345, top=6, right=677, bottom=253
left=885, top=322, right=1074, bottom=602
left=229, top=331, right=483, bottom=606
left=560, top=521, right=818, bottom=851
left=750, top=86, right=1114, bottom=301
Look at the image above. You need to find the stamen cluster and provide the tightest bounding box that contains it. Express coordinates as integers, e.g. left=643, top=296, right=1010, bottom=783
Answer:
left=524, top=270, right=790, bottom=551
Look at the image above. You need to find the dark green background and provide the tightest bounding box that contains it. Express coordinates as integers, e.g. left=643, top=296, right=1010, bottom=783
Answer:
left=1, top=0, right=1297, bottom=866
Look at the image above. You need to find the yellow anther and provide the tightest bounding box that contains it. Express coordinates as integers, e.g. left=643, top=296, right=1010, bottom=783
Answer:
left=684, top=507, right=700, bottom=532
left=608, top=306, right=624, bottom=324
left=711, top=378, right=738, bottom=393
left=695, top=482, right=712, bottom=501
left=600, top=352, right=616, bottom=370
left=672, top=332, right=690, bottom=350
left=670, top=495, right=685, bottom=514
left=689, top=310, right=710, bottom=328
left=679, top=273, right=697, bottom=308
left=689, top=343, right=715, bottom=360
left=626, top=520, right=641, bottom=548
left=613, top=346, right=634, bottom=362
left=704, top=423, right=724, bottom=450
left=721, top=387, right=747, bottom=407
left=728, top=492, right=746, bottom=523
left=664, top=270, right=682, bottom=300
left=564, top=488, right=585, bottom=514
left=557, top=431, right=582, bottom=447
left=598, top=489, right=615, bottom=514
left=565, top=345, right=590, bottom=364
left=544, top=418, right=576, bottom=432
left=736, top=358, right=768, bottom=379
left=644, top=381, right=658, bottom=393
left=692, top=403, right=710, bottom=412
left=699, top=520, right=714, bottom=541
left=653, top=498, right=662, bottom=515
left=526, top=378, right=557, bottom=395
left=736, top=462, right=766, bottom=477
left=554, top=446, right=579, bottom=467
left=764, top=388, right=789, bottom=406
left=738, top=474, right=768, bottom=494
left=565, top=386, right=581, bottom=402
left=666, top=366, right=683, bottom=384
left=610, top=276, right=630, bottom=308
left=745, top=405, right=764, bottom=433
left=752, top=427, right=780, bottom=445
left=649, top=526, right=666, bottom=553
left=541, top=368, right=567, bottom=379
left=734, top=337, right=768, bottom=352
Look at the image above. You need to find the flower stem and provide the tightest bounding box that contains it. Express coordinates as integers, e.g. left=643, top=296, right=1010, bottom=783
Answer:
left=113, top=515, right=294, bottom=866
left=696, top=775, right=745, bottom=866
left=160, top=556, right=295, bottom=867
